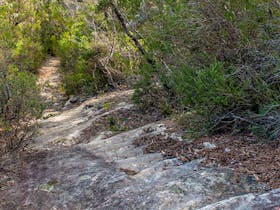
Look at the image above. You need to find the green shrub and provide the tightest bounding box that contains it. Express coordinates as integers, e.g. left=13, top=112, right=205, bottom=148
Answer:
left=0, top=67, right=42, bottom=152
left=130, top=0, right=280, bottom=139
left=58, top=40, right=112, bottom=96
left=12, top=38, right=44, bottom=72
left=132, top=62, right=172, bottom=115
left=63, top=71, right=96, bottom=96
left=0, top=66, right=42, bottom=122
left=171, top=50, right=280, bottom=137
left=172, top=62, right=241, bottom=114
left=57, top=22, right=129, bottom=96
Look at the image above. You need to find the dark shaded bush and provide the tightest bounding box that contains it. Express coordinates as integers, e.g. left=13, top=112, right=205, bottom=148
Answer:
left=0, top=67, right=42, bottom=153
left=131, top=0, right=280, bottom=139
left=0, top=1, right=48, bottom=153
left=58, top=41, right=121, bottom=96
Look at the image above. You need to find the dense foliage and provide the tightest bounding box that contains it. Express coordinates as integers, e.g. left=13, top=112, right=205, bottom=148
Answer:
left=118, top=0, right=280, bottom=139
left=0, top=1, right=45, bottom=151
left=47, top=1, right=140, bottom=95
left=0, top=0, right=279, bottom=152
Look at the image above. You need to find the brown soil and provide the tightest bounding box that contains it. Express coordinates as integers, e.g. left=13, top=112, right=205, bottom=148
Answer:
left=37, top=56, right=66, bottom=111
left=133, top=133, right=280, bottom=189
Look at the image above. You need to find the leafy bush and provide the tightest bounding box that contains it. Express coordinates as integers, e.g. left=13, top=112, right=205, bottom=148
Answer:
left=129, top=0, right=280, bottom=139
left=0, top=67, right=42, bottom=122
left=0, top=67, right=42, bottom=152
left=63, top=71, right=96, bottom=96
left=56, top=21, right=130, bottom=96
left=0, top=1, right=47, bottom=153
left=6, top=67, right=42, bottom=120
left=172, top=62, right=241, bottom=115
left=58, top=36, right=114, bottom=95
left=12, top=38, right=44, bottom=72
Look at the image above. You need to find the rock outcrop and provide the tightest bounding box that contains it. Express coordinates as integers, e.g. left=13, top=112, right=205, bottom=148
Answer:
left=1, top=57, right=279, bottom=210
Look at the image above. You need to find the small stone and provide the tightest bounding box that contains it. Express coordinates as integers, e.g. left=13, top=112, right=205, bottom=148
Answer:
left=64, top=96, right=80, bottom=109
left=224, top=148, right=231, bottom=153
left=203, top=142, right=216, bottom=149
left=84, top=104, right=94, bottom=110
left=69, top=96, right=79, bottom=103
left=79, top=175, right=91, bottom=181
left=120, top=168, right=138, bottom=176
left=97, top=104, right=103, bottom=110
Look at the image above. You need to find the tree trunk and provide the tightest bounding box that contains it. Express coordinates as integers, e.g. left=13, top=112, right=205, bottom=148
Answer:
left=111, top=3, right=156, bottom=68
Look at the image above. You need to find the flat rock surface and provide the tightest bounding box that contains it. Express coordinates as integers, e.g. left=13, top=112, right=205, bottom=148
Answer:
left=1, top=57, right=279, bottom=209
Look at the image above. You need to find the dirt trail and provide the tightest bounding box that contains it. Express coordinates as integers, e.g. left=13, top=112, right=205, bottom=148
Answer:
left=37, top=57, right=67, bottom=115
left=0, top=57, right=279, bottom=210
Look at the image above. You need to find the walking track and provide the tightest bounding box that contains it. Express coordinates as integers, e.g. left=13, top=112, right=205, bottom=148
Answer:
left=1, top=57, right=279, bottom=210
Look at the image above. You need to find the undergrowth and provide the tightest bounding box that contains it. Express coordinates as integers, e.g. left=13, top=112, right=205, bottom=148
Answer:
left=131, top=0, right=280, bottom=140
